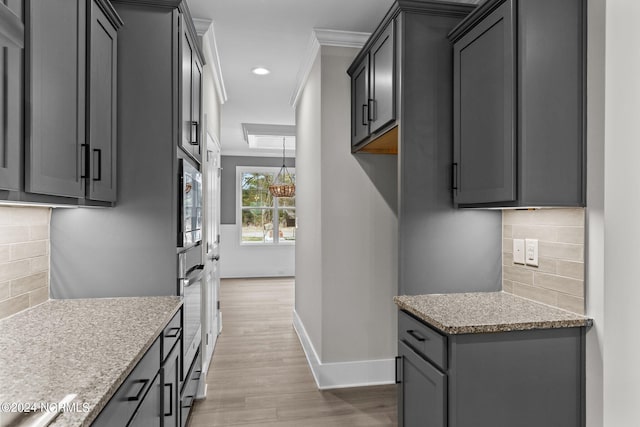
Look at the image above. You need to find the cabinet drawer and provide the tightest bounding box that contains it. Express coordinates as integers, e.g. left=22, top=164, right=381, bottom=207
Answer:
left=92, top=338, right=160, bottom=427
left=398, top=310, right=447, bottom=370
left=180, top=347, right=201, bottom=427
left=163, top=309, right=182, bottom=361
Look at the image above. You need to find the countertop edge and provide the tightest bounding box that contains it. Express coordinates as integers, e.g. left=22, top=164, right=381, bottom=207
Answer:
left=82, top=300, right=183, bottom=427
left=394, top=294, right=592, bottom=335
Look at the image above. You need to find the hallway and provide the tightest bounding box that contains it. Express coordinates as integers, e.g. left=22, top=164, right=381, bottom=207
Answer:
left=188, top=277, right=397, bottom=426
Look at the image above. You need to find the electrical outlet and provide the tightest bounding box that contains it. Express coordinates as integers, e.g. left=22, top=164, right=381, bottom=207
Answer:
left=513, top=239, right=525, bottom=264
left=525, top=238, right=539, bottom=267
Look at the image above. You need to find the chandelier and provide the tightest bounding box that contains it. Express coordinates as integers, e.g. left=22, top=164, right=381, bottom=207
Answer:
left=268, top=137, right=295, bottom=198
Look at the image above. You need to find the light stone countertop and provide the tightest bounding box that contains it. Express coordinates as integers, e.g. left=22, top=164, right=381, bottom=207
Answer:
left=0, top=296, right=182, bottom=427
left=394, top=292, right=592, bottom=335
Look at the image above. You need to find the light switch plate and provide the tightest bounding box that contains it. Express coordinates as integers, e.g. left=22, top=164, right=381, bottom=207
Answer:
left=525, top=238, right=539, bottom=267
left=513, top=239, right=525, bottom=264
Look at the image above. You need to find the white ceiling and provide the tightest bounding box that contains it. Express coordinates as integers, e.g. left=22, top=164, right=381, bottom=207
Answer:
left=186, top=0, right=396, bottom=157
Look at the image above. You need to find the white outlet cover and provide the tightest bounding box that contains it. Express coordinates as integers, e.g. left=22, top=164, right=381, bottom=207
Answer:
left=513, top=239, right=525, bottom=264
left=525, top=238, right=539, bottom=267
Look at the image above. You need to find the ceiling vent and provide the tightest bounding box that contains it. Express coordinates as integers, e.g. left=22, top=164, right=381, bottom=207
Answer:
left=242, top=123, right=296, bottom=151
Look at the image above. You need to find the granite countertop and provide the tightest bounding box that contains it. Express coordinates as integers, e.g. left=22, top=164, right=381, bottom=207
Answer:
left=394, top=292, right=592, bottom=335
left=0, top=296, right=182, bottom=427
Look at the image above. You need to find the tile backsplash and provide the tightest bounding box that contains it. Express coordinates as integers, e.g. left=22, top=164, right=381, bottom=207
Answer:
left=0, top=206, right=51, bottom=320
left=503, top=208, right=585, bottom=314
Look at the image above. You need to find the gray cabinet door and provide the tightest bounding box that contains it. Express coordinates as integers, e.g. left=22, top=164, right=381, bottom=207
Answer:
left=129, top=373, right=162, bottom=427
left=453, top=0, right=515, bottom=205
left=191, top=54, right=202, bottom=163
left=351, top=56, right=369, bottom=146
left=87, top=0, right=118, bottom=202
left=26, top=0, right=85, bottom=198
left=180, top=19, right=198, bottom=162
left=398, top=341, right=446, bottom=427
left=162, top=340, right=181, bottom=427
left=369, top=20, right=395, bottom=134
left=0, top=0, right=22, bottom=191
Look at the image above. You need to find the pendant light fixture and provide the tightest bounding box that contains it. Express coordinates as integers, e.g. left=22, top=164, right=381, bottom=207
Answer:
left=268, top=137, right=295, bottom=198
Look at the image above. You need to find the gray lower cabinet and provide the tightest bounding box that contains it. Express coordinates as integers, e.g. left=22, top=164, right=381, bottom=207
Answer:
left=92, top=338, right=162, bottom=427
left=180, top=347, right=201, bottom=427
left=0, top=0, right=22, bottom=191
left=398, top=341, right=446, bottom=427
left=25, top=0, right=121, bottom=201
left=162, top=311, right=182, bottom=427
left=129, top=373, right=163, bottom=427
left=93, top=309, right=183, bottom=427
left=397, top=310, right=586, bottom=427
left=449, top=0, right=585, bottom=208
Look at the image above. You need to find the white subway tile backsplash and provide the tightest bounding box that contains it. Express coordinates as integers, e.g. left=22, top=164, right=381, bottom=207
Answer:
left=0, top=246, right=9, bottom=263
left=0, top=294, right=29, bottom=319
left=0, top=281, right=10, bottom=300
left=512, top=225, right=557, bottom=242
left=29, top=225, right=49, bottom=241
left=10, top=241, right=47, bottom=261
left=30, top=256, right=49, bottom=274
left=535, top=272, right=584, bottom=298
left=11, top=272, right=47, bottom=296
left=28, top=286, right=48, bottom=307
left=0, top=226, right=30, bottom=244
left=511, top=282, right=559, bottom=307
left=10, top=207, right=50, bottom=225
left=538, top=241, right=584, bottom=262
left=557, top=293, right=585, bottom=314
left=504, top=265, right=534, bottom=285
left=556, top=260, right=585, bottom=281
left=0, top=260, right=31, bottom=282
left=0, top=206, right=51, bottom=320
left=503, top=209, right=585, bottom=314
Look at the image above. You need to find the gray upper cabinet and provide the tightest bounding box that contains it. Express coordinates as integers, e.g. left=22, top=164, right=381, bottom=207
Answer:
left=0, top=0, right=22, bottom=191
left=26, top=0, right=87, bottom=198
left=450, top=0, right=586, bottom=208
left=351, top=57, right=369, bottom=146
left=0, top=0, right=24, bottom=48
left=87, top=0, right=121, bottom=202
left=348, top=20, right=395, bottom=151
left=180, top=20, right=203, bottom=164
left=452, top=1, right=515, bottom=205
left=369, top=21, right=395, bottom=134
left=25, top=0, right=121, bottom=202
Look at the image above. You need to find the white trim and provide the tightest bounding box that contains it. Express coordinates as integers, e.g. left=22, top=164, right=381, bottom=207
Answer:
left=289, top=29, right=370, bottom=108
left=192, top=18, right=211, bottom=36
left=221, top=149, right=286, bottom=158
left=193, top=18, right=228, bottom=105
left=314, top=29, right=371, bottom=48
left=292, top=310, right=396, bottom=390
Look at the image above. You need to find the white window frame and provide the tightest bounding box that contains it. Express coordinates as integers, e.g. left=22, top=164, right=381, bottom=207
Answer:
left=236, top=166, right=296, bottom=246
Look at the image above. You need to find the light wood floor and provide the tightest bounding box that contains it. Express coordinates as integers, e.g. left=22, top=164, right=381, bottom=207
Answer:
left=188, top=277, right=397, bottom=427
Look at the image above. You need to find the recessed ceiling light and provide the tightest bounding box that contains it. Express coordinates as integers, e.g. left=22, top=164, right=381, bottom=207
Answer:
left=251, top=67, right=271, bottom=75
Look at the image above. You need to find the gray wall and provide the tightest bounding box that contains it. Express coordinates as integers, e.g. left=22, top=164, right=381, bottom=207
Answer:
left=294, top=52, right=323, bottom=357
left=220, top=155, right=295, bottom=224
left=296, top=45, right=398, bottom=364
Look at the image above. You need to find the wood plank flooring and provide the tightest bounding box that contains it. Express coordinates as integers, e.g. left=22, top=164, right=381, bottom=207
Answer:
left=188, top=277, right=397, bottom=426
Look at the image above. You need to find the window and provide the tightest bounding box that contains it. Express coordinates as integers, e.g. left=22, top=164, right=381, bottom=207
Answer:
left=238, top=167, right=296, bottom=244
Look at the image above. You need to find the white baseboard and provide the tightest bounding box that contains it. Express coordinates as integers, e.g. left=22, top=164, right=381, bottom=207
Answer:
left=292, top=310, right=395, bottom=390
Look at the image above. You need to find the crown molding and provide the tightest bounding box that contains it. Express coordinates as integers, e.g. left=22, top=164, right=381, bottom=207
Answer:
left=313, top=29, right=371, bottom=48
left=192, top=17, right=211, bottom=36
left=289, top=29, right=370, bottom=108
left=193, top=18, right=228, bottom=104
